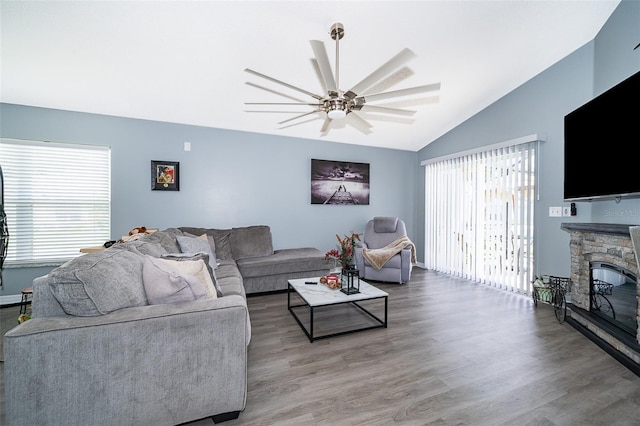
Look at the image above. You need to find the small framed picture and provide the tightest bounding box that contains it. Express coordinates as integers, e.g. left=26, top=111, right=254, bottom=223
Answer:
left=151, top=160, right=180, bottom=191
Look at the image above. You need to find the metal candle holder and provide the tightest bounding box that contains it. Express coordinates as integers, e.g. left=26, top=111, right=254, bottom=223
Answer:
left=340, top=267, right=360, bottom=295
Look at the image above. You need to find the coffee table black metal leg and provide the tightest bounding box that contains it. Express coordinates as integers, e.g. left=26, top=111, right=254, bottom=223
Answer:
left=288, top=284, right=314, bottom=342
left=384, top=296, right=388, bottom=328
left=309, top=306, right=314, bottom=342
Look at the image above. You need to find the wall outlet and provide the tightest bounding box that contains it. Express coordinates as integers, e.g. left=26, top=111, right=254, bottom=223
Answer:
left=549, top=206, right=562, bottom=217
left=562, top=207, right=571, bottom=217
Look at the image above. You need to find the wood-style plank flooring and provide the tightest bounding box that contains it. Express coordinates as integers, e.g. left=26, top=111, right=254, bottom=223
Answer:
left=2, top=268, right=640, bottom=425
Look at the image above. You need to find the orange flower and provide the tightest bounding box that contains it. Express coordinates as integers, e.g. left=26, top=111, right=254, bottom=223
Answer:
left=325, top=231, right=361, bottom=268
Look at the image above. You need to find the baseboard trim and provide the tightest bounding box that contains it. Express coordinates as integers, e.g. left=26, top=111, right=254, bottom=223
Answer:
left=0, top=294, right=22, bottom=307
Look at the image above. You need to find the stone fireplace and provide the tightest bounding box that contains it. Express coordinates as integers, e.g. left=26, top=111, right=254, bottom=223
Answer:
left=561, top=223, right=640, bottom=374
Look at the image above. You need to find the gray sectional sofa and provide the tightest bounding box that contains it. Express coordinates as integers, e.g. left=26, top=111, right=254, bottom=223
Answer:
left=3, top=225, right=331, bottom=426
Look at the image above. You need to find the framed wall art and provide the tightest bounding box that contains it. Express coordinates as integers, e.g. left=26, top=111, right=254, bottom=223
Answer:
left=151, top=160, right=180, bottom=191
left=311, top=159, right=370, bottom=205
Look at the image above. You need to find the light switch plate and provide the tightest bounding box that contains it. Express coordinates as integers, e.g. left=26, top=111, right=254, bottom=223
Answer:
left=562, top=207, right=571, bottom=217
left=549, top=207, right=562, bottom=217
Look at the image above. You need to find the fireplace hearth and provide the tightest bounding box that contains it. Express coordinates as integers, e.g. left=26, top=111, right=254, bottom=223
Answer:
left=561, top=223, right=640, bottom=376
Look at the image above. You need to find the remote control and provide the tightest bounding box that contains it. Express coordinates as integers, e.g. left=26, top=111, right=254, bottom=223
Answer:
left=304, top=281, right=317, bottom=285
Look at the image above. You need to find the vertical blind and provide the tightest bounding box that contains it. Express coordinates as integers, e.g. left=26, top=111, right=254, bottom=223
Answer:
left=0, top=138, right=111, bottom=266
left=423, top=138, right=537, bottom=295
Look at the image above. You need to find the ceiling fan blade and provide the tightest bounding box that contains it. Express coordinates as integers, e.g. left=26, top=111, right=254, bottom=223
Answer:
left=245, top=102, right=321, bottom=106
left=344, top=48, right=416, bottom=100
left=279, top=114, right=324, bottom=130
left=360, top=67, right=414, bottom=96
left=359, top=105, right=416, bottom=116
left=346, top=112, right=373, bottom=135
left=310, top=40, right=337, bottom=93
left=361, top=83, right=441, bottom=103
left=245, top=68, right=323, bottom=100
left=357, top=111, right=416, bottom=125
left=278, top=110, right=322, bottom=125
left=375, top=96, right=440, bottom=109
left=245, top=110, right=315, bottom=114
left=320, top=117, right=332, bottom=136
left=310, top=58, right=328, bottom=93
left=245, top=82, right=307, bottom=103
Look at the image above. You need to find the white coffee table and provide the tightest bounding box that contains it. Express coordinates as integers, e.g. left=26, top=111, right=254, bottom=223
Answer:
left=287, top=277, right=388, bottom=342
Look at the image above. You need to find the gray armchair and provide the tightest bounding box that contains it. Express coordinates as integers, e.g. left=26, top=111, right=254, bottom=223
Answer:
left=354, top=217, right=414, bottom=284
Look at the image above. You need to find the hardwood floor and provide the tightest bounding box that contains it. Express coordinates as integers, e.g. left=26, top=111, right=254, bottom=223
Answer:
left=2, top=268, right=640, bottom=425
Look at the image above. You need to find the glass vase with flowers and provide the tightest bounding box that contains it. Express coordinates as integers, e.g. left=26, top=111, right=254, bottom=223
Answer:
left=325, top=231, right=361, bottom=272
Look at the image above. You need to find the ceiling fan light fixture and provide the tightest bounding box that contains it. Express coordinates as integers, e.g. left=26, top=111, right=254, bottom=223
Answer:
left=326, top=99, right=347, bottom=120
left=327, top=109, right=347, bottom=120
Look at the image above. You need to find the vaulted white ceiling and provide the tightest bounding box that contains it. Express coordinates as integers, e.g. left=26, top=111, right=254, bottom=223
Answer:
left=0, top=1, right=620, bottom=151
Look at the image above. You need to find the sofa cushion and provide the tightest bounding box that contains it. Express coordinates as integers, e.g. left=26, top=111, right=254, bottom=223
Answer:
left=161, top=252, right=222, bottom=298
left=236, top=247, right=330, bottom=278
left=142, top=256, right=212, bottom=305
left=176, top=235, right=218, bottom=272
left=48, top=246, right=147, bottom=316
left=230, top=225, right=274, bottom=260
left=214, top=259, right=245, bottom=297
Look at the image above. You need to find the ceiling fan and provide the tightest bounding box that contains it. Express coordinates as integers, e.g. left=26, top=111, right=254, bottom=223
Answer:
left=244, top=23, right=440, bottom=136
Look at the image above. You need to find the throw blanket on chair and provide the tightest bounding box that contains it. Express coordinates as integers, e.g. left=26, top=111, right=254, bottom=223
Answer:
left=363, top=236, right=417, bottom=270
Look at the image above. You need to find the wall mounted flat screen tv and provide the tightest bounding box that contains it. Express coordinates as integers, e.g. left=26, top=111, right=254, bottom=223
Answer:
left=564, top=70, right=640, bottom=201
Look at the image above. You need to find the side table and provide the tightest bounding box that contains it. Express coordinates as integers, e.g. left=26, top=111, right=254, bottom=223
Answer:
left=19, top=286, right=33, bottom=323
left=80, top=246, right=106, bottom=253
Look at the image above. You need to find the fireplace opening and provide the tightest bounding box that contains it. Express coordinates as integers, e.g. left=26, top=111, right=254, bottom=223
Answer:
left=589, top=261, right=638, bottom=337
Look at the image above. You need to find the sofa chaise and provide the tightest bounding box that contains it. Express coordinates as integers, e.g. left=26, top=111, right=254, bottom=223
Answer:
left=3, top=225, right=331, bottom=425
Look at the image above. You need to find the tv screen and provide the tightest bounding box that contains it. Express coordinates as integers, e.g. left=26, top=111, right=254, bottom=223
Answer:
left=564, top=70, right=640, bottom=201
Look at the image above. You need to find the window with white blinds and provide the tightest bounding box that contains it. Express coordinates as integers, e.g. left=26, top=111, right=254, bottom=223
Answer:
left=422, top=136, right=537, bottom=295
left=0, top=138, right=111, bottom=266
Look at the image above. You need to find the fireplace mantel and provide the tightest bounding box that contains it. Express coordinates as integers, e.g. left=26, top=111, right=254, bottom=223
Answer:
left=560, top=222, right=634, bottom=236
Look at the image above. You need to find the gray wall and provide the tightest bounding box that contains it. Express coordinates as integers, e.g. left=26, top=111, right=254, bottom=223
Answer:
left=589, top=0, right=640, bottom=224
left=417, top=0, right=640, bottom=277
left=0, top=105, right=417, bottom=296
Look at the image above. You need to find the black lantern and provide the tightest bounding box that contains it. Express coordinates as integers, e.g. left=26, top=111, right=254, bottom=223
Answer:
left=340, top=267, right=360, bottom=295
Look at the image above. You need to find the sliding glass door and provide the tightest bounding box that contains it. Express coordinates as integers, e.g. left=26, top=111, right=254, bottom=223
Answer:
left=423, top=138, right=536, bottom=294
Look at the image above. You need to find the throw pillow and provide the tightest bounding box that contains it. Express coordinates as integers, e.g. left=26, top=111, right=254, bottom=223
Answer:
left=176, top=234, right=218, bottom=270
left=183, top=232, right=217, bottom=263
left=161, top=252, right=222, bottom=297
left=179, top=227, right=233, bottom=260
left=142, top=256, right=214, bottom=305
